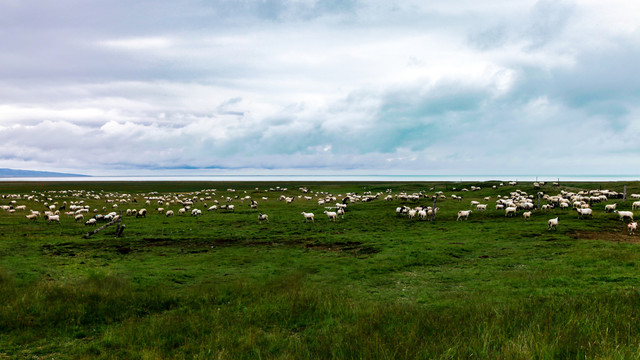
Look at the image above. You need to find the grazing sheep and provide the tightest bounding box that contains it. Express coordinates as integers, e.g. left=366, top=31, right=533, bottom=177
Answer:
left=604, top=203, right=617, bottom=213
left=324, top=211, right=338, bottom=222
left=85, top=218, right=97, bottom=226
left=136, top=209, right=147, bottom=218
left=74, top=214, right=84, bottom=222
left=523, top=211, right=532, bottom=221
left=548, top=217, right=558, bottom=230
left=25, top=214, right=38, bottom=221
left=418, top=209, right=427, bottom=220
left=191, top=209, right=202, bottom=216
left=632, top=201, right=640, bottom=210
left=476, top=204, right=488, bottom=211
left=46, top=214, right=60, bottom=223
left=337, top=207, right=345, bottom=219
left=227, top=205, right=235, bottom=212
left=457, top=210, right=472, bottom=221
left=576, top=208, right=592, bottom=219
left=614, top=210, right=634, bottom=221
left=258, top=213, right=269, bottom=224
left=156, top=207, right=165, bottom=214
left=407, top=209, right=417, bottom=220
left=301, top=212, right=315, bottom=222
left=629, top=222, right=638, bottom=235
left=428, top=207, right=439, bottom=221
left=165, top=210, right=174, bottom=217
left=505, top=206, right=517, bottom=217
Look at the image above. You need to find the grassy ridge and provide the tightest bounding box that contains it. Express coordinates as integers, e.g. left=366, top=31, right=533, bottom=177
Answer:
left=1, top=180, right=640, bottom=358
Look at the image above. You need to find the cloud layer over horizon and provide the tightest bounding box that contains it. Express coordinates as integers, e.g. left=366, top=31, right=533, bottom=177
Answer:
left=1, top=0, right=639, bottom=175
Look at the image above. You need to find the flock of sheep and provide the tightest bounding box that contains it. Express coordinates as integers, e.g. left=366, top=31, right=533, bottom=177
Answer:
left=1, top=182, right=639, bottom=236
left=392, top=182, right=639, bottom=235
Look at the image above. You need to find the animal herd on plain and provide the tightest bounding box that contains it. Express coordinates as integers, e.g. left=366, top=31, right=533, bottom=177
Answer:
left=1, top=182, right=639, bottom=236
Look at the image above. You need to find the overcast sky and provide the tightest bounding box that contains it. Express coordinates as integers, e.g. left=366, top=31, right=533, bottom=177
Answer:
left=1, top=0, right=639, bottom=176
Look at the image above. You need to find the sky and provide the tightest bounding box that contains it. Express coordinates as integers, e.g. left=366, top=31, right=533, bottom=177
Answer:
left=1, top=0, right=639, bottom=176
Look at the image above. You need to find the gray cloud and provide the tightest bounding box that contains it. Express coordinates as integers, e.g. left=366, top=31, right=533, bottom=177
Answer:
left=1, top=0, right=639, bottom=175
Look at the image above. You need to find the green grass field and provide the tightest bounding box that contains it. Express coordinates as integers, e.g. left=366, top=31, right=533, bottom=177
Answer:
left=1, top=180, right=640, bottom=359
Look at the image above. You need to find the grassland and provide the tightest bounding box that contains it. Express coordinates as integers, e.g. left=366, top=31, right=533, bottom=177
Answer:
left=1, top=180, right=640, bottom=359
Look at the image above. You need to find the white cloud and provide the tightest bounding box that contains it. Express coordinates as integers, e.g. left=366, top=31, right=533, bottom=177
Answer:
left=0, top=0, right=638, bottom=175
left=98, top=37, right=174, bottom=50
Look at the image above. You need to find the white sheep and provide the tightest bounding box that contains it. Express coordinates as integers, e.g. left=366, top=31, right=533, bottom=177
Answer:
left=178, top=208, right=187, bottom=215
left=505, top=206, right=517, bottom=217
left=74, top=214, right=84, bottom=222
left=165, top=210, right=174, bottom=217
left=407, top=209, right=417, bottom=220
left=337, top=207, right=345, bottom=219
left=324, top=211, right=337, bottom=221
left=548, top=217, right=558, bottom=230
left=258, top=213, right=269, bottom=224
left=476, top=204, right=487, bottom=211
left=301, top=212, right=315, bottom=222
left=427, top=207, right=439, bottom=221
left=25, top=214, right=38, bottom=221
left=523, top=211, right=532, bottom=221
left=85, top=218, right=97, bottom=226
left=46, top=214, right=60, bottom=223
left=228, top=205, right=235, bottom=212
left=191, top=209, right=202, bottom=216
left=614, top=210, right=634, bottom=221
left=576, top=208, right=592, bottom=219
left=418, top=209, right=427, bottom=220
left=604, top=203, right=617, bottom=213
left=136, top=209, right=147, bottom=218
left=457, top=210, right=472, bottom=221
left=629, top=222, right=637, bottom=235
left=632, top=201, right=640, bottom=210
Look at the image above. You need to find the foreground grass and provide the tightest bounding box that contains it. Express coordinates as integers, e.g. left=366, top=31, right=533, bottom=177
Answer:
left=3, top=269, right=640, bottom=359
left=1, top=180, right=640, bottom=358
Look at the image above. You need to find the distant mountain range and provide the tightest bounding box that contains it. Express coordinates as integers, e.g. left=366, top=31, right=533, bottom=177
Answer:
left=0, top=168, right=88, bottom=177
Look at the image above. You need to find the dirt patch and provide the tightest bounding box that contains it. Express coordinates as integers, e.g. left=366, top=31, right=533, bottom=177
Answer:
left=43, top=237, right=380, bottom=257
left=568, top=230, right=639, bottom=243
left=305, top=241, right=380, bottom=255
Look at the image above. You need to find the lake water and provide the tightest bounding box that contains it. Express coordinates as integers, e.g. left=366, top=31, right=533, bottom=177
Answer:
left=1, top=175, right=639, bottom=182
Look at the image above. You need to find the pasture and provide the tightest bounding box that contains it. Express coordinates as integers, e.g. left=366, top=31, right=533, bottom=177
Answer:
left=1, top=180, right=640, bottom=359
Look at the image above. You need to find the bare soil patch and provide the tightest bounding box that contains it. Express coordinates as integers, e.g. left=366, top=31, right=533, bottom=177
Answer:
left=568, top=230, right=639, bottom=243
